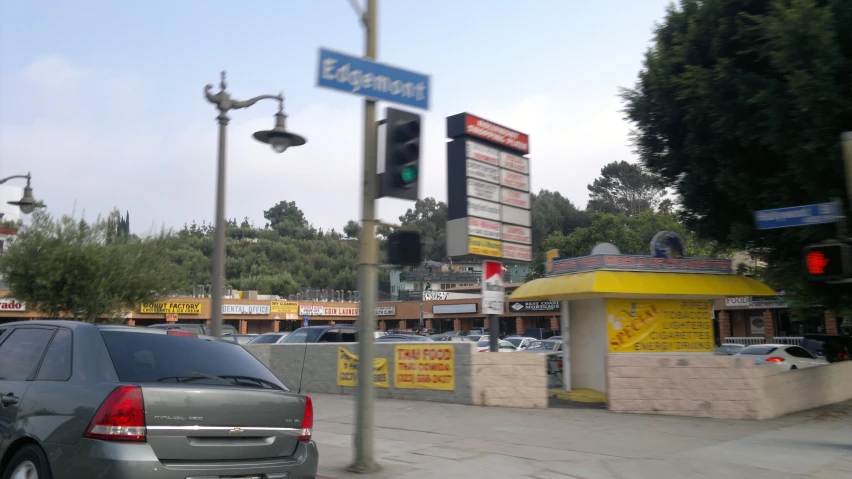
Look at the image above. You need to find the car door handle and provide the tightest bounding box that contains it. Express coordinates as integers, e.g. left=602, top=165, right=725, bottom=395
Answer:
left=1, top=394, right=19, bottom=406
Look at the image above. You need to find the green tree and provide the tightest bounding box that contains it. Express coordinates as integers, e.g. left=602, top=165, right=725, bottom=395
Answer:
left=586, top=161, right=665, bottom=216
left=621, top=0, right=852, bottom=308
left=263, top=201, right=314, bottom=239
left=527, top=210, right=731, bottom=279
left=343, top=220, right=361, bottom=239
left=530, top=189, right=589, bottom=251
left=0, top=210, right=185, bottom=322
left=397, top=198, right=447, bottom=261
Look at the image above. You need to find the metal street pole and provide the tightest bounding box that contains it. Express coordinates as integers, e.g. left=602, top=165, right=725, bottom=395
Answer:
left=842, top=133, right=852, bottom=210
left=210, top=109, right=229, bottom=338
left=205, top=73, right=303, bottom=337
left=351, top=0, right=379, bottom=473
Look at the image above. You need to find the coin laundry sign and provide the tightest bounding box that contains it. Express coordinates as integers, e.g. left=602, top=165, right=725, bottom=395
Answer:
left=0, top=299, right=25, bottom=312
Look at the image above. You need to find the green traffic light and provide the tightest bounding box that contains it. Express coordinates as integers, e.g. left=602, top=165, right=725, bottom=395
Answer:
left=401, top=166, right=418, bottom=184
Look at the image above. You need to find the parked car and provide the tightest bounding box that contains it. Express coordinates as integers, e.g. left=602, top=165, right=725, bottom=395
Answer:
left=504, top=336, right=537, bottom=350
left=737, top=344, right=829, bottom=371
left=248, top=332, right=291, bottom=344
left=523, top=339, right=564, bottom=352
left=476, top=338, right=517, bottom=352
left=222, top=333, right=258, bottom=345
left=376, top=334, right=435, bottom=342
left=279, top=325, right=358, bottom=343
left=148, top=322, right=238, bottom=336
left=0, top=320, right=317, bottom=478
left=714, top=343, right=746, bottom=356
left=524, top=328, right=559, bottom=340
left=800, top=334, right=852, bottom=362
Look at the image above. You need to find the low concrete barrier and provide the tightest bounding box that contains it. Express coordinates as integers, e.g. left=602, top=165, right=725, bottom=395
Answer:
left=607, top=354, right=852, bottom=420
left=247, top=343, right=547, bottom=408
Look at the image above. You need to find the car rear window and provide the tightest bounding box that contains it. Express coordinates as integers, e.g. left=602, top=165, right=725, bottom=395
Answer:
left=280, top=328, right=325, bottom=343
left=739, top=345, right=778, bottom=355
left=249, top=334, right=283, bottom=344
left=100, top=330, right=286, bottom=390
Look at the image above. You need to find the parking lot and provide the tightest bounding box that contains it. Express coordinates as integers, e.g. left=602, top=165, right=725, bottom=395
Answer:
left=313, top=393, right=852, bottom=479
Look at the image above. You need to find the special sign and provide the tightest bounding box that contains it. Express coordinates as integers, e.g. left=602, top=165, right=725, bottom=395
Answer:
left=606, top=299, right=714, bottom=353
left=140, top=302, right=202, bottom=314
left=394, top=345, right=455, bottom=390
left=337, top=347, right=389, bottom=388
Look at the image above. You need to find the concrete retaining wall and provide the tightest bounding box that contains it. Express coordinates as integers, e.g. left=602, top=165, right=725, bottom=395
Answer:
left=607, top=354, right=852, bottom=420
left=248, top=343, right=547, bottom=408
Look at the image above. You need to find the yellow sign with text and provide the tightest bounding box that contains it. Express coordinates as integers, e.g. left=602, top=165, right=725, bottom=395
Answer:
left=337, top=347, right=389, bottom=388
left=468, top=236, right=501, bottom=258
left=270, top=301, right=299, bottom=314
left=394, top=345, right=455, bottom=390
left=140, top=302, right=202, bottom=314
left=606, top=299, right=714, bottom=353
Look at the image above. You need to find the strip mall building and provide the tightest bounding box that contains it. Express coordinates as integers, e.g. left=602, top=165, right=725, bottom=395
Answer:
left=0, top=291, right=561, bottom=335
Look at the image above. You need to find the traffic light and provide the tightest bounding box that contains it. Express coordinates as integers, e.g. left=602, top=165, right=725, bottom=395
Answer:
left=387, top=231, right=421, bottom=266
left=803, top=242, right=852, bottom=281
left=380, top=107, right=421, bottom=201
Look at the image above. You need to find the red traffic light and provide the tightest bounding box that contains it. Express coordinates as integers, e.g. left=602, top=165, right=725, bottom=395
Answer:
left=803, top=242, right=852, bottom=281
left=805, top=251, right=829, bottom=275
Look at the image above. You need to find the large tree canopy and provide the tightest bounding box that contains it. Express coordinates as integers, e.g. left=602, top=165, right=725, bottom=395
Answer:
left=622, top=0, right=852, bottom=308
left=586, top=161, right=665, bottom=216
left=541, top=210, right=731, bottom=266
left=0, top=210, right=184, bottom=321
left=530, top=189, right=589, bottom=251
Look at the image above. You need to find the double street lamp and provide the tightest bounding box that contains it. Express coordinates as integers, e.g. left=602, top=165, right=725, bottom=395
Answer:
left=0, top=172, right=45, bottom=214
left=204, top=71, right=306, bottom=337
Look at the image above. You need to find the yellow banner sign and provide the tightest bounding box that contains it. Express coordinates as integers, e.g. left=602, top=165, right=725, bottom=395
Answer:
left=270, top=301, right=299, bottom=314
left=606, top=299, right=714, bottom=353
left=337, top=347, right=389, bottom=388
left=140, top=302, right=202, bottom=314
left=469, top=236, right=501, bottom=258
left=394, top=345, right=455, bottom=390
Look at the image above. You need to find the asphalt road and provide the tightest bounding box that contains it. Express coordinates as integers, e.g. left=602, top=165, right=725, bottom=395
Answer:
left=312, top=393, right=852, bottom=479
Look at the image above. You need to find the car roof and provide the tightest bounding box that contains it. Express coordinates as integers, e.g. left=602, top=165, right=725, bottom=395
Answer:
left=1, top=320, right=98, bottom=330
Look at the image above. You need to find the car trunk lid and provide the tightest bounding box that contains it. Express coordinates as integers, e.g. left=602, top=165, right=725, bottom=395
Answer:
left=141, top=385, right=306, bottom=461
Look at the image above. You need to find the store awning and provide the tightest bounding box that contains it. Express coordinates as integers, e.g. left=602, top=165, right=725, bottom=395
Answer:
left=509, top=271, right=776, bottom=301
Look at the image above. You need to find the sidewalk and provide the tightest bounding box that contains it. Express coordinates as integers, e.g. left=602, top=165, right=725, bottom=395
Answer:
left=312, top=393, right=852, bottom=479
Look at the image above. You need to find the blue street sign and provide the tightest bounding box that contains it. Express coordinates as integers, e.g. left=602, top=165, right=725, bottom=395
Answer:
left=753, top=202, right=840, bottom=230
left=316, top=48, right=430, bottom=110
left=303, top=316, right=309, bottom=327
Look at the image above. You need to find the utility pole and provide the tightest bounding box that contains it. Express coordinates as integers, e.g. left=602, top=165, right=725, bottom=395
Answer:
left=351, top=0, right=379, bottom=473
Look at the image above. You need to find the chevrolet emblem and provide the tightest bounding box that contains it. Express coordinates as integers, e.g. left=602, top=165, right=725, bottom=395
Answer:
left=229, top=428, right=245, bottom=436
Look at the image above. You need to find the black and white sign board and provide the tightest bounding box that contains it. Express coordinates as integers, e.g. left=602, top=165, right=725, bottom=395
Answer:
left=446, top=113, right=532, bottom=263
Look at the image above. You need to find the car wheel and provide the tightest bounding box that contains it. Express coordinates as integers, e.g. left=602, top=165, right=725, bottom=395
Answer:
left=3, top=444, right=52, bottom=479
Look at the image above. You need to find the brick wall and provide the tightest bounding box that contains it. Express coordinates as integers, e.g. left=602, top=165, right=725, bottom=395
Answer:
left=471, top=352, right=547, bottom=408
left=608, top=354, right=852, bottom=420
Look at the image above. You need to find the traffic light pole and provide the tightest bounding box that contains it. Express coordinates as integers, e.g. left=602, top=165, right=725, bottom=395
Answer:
left=351, top=0, right=379, bottom=473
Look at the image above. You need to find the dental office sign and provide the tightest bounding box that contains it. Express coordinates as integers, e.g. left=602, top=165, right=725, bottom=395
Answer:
left=222, top=304, right=271, bottom=315
left=0, top=299, right=25, bottom=312
left=316, top=48, right=430, bottom=110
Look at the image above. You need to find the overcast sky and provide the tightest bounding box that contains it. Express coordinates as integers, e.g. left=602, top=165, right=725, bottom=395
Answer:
left=0, top=0, right=671, bottom=234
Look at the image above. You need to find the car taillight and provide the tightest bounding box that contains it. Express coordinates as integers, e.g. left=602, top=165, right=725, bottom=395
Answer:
left=84, top=385, right=146, bottom=442
left=298, top=396, right=313, bottom=443
left=167, top=330, right=198, bottom=338
left=765, top=357, right=785, bottom=363
left=838, top=352, right=849, bottom=361
left=557, top=359, right=563, bottom=369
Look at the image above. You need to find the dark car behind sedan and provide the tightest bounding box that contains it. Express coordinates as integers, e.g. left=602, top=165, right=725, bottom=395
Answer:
left=0, top=320, right=317, bottom=479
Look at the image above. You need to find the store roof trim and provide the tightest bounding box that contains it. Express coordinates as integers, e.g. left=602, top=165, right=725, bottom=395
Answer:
left=509, top=271, right=776, bottom=301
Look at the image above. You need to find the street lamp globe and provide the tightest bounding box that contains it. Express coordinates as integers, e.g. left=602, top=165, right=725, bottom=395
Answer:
left=253, top=107, right=306, bottom=154
left=7, top=183, right=43, bottom=214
